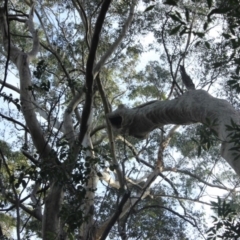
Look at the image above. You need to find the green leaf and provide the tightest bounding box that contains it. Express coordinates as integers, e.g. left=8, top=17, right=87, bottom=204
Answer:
left=68, top=233, right=74, bottom=240
left=184, top=8, right=189, bottom=22
left=206, top=227, right=214, bottom=233
left=210, top=201, right=219, bottom=206
left=207, top=141, right=211, bottom=150
left=21, top=179, right=27, bottom=188
left=193, top=32, right=205, bottom=38
left=180, top=27, right=187, bottom=36
left=144, top=5, right=155, bottom=12
left=230, top=27, right=235, bottom=35
left=169, top=24, right=181, bottom=35
left=203, top=22, right=208, bottom=30
left=236, top=66, right=240, bottom=75
left=234, top=58, right=240, bottom=65
left=222, top=33, right=231, bottom=39
left=207, top=0, right=212, bottom=9
left=231, top=39, right=239, bottom=49
left=212, top=62, right=224, bottom=68
left=227, top=80, right=237, bottom=85
left=198, top=145, right=201, bottom=157
left=195, top=40, right=202, bottom=47
left=175, top=11, right=181, bottom=19
left=169, top=14, right=184, bottom=24
left=164, top=0, right=178, bottom=6
left=209, top=7, right=232, bottom=16
left=47, top=80, right=50, bottom=89
left=205, top=41, right=210, bottom=49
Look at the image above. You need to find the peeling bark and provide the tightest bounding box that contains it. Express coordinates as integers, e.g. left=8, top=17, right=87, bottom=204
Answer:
left=107, top=90, right=240, bottom=175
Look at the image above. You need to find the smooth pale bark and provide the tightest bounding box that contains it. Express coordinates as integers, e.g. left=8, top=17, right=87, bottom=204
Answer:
left=96, top=170, right=156, bottom=239
left=0, top=7, right=63, bottom=239
left=79, top=134, right=98, bottom=239
left=42, top=184, right=63, bottom=239
left=63, top=90, right=84, bottom=145
left=107, top=90, right=240, bottom=176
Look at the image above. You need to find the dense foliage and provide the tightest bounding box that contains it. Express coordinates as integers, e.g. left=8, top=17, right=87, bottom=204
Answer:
left=0, top=0, right=240, bottom=239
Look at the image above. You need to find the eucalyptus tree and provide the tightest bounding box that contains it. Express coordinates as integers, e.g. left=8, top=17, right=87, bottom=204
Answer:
left=0, top=0, right=240, bottom=240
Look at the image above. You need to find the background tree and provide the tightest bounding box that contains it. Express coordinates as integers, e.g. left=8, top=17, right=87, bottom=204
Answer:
left=0, top=0, right=240, bottom=239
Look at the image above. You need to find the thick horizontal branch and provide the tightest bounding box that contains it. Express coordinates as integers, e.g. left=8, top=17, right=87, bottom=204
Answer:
left=107, top=90, right=240, bottom=176
left=0, top=79, right=20, bottom=93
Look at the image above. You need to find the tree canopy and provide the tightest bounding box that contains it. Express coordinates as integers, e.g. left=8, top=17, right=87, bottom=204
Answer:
left=0, top=0, right=240, bottom=239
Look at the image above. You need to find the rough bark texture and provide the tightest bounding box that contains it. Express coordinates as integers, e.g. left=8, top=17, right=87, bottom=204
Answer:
left=108, top=90, right=240, bottom=175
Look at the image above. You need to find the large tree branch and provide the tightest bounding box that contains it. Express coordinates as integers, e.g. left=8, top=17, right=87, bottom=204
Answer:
left=0, top=2, right=10, bottom=94
left=100, top=192, right=131, bottom=240
left=78, top=0, right=112, bottom=145
left=93, top=0, right=137, bottom=76
left=79, top=135, right=99, bottom=239
left=107, top=90, right=240, bottom=175
left=96, top=168, right=158, bottom=239
left=99, top=168, right=151, bottom=190
left=0, top=7, right=55, bottom=161
left=0, top=79, right=20, bottom=93
left=0, top=7, right=63, bottom=239
left=25, top=4, right=39, bottom=59
left=42, top=183, right=63, bottom=240
left=63, top=89, right=84, bottom=145
left=99, top=168, right=121, bottom=189
left=96, top=74, right=124, bottom=188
